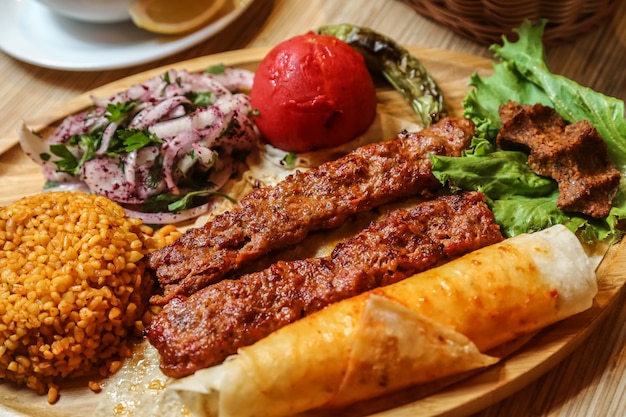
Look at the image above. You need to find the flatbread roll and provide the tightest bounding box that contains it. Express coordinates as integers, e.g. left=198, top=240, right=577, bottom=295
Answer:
left=171, top=224, right=598, bottom=417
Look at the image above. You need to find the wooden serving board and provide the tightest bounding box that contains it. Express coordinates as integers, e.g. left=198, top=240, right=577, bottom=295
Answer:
left=0, top=47, right=624, bottom=417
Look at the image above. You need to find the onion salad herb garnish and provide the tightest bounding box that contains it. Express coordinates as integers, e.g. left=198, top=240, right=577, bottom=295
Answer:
left=19, top=66, right=258, bottom=224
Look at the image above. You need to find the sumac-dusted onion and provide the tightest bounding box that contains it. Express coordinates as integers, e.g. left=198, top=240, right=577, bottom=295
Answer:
left=250, top=32, right=377, bottom=152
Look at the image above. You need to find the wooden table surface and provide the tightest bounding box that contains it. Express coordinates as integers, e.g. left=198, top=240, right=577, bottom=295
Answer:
left=0, top=1, right=625, bottom=416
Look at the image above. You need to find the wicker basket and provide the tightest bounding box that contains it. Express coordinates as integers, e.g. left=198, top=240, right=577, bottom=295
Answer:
left=402, top=0, right=618, bottom=45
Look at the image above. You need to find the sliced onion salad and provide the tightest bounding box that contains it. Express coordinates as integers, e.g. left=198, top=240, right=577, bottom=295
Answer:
left=19, top=66, right=259, bottom=224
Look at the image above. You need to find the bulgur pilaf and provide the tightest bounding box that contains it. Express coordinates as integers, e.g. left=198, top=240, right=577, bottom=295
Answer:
left=0, top=191, right=180, bottom=402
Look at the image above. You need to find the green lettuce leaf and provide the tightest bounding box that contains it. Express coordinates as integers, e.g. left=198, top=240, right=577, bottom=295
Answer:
left=432, top=20, right=626, bottom=242
left=431, top=150, right=556, bottom=199
left=491, top=195, right=587, bottom=238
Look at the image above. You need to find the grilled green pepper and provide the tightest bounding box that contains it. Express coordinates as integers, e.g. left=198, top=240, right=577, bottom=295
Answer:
left=316, top=23, right=447, bottom=127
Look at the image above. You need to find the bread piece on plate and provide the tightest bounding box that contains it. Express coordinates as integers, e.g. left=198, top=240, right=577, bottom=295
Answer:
left=171, top=224, right=598, bottom=417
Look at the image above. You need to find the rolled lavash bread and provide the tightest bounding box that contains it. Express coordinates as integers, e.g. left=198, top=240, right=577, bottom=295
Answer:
left=171, top=224, right=598, bottom=417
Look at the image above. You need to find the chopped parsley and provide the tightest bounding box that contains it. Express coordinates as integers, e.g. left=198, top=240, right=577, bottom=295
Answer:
left=138, top=188, right=236, bottom=213
left=48, top=143, right=79, bottom=175
left=106, top=102, right=138, bottom=123
left=108, top=129, right=163, bottom=154
left=206, top=64, right=226, bottom=75
left=145, top=155, right=163, bottom=189
left=167, top=189, right=236, bottom=212
left=187, top=91, right=215, bottom=107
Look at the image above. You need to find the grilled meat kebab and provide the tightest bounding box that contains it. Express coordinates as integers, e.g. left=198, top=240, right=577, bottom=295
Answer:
left=147, top=117, right=475, bottom=304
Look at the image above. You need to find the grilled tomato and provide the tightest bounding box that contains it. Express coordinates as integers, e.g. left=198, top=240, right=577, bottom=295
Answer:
left=250, top=32, right=377, bottom=153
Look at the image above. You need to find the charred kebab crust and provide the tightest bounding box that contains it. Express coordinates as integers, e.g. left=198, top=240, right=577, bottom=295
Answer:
left=496, top=101, right=621, bottom=219
left=147, top=191, right=503, bottom=378
left=146, top=117, right=476, bottom=305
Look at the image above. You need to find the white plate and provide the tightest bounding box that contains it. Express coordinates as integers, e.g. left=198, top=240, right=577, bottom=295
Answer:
left=0, top=0, right=255, bottom=71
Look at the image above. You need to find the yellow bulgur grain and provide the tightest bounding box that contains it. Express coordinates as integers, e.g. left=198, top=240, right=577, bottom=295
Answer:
left=88, top=380, right=102, bottom=393
left=0, top=191, right=181, bottom=399
left=47, top=384, right=59, bottom=404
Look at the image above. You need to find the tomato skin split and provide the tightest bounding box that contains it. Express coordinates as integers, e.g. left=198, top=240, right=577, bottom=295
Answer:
left=250, top=32, right=377, bottom=153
